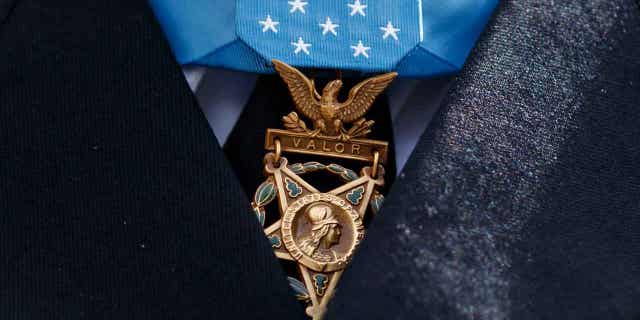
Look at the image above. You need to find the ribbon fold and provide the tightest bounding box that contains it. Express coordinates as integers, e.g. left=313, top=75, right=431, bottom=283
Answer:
left=149, top=0, right=498, bottom=77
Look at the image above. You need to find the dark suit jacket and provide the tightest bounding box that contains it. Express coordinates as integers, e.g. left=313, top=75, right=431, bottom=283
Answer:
left=1, top=0, right=639, bottom=319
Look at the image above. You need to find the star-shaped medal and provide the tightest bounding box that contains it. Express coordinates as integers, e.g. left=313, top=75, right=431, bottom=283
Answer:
left=253, top=155, right=383, bottom=319
left=250, top=60, right=395, bottom=320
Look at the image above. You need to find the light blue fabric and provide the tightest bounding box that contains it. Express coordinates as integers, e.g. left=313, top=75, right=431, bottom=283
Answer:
left=236, top=0, right=420, bottom=73
left=149, top=0, right=498, bottom=77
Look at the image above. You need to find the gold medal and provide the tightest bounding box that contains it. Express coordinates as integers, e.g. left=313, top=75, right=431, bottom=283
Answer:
left=251, top=60, right=396, bottom=319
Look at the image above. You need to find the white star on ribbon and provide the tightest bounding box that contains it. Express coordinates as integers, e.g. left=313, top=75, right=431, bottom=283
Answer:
left=348, top=0, right=367, bottom=16
left=380, top=21, right=400, bottom=40
left=258, top=15, right=279, bottom=33
left=288, top=0, right=308, bottom=14
left=291, top=37, right=312, bottom=55
left=319, top=17, right=339, bottom=36
left=351, top=40, right=370, bottom=58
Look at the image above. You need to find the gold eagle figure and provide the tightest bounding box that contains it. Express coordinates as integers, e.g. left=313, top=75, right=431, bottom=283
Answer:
left=273, top=59, right=397, bottom=141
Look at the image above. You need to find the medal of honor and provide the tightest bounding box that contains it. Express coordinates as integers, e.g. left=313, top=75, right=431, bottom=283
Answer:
left=251, top=59, right=396, bottom=319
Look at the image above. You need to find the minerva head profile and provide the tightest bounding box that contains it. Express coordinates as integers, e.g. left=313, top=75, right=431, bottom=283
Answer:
left=299, top=203, right=342, bottom=263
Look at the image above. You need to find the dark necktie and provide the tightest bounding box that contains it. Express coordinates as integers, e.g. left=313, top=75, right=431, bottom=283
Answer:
left=224, top=75, right=396, bottom=198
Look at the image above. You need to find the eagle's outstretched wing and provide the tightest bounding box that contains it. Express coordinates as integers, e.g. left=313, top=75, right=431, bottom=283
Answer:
left=272, top=59, right=322, bottom=121
left=337, top=72, right=398, bottom=123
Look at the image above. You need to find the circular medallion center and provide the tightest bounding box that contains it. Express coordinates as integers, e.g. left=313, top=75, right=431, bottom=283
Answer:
left=281, top=193, right=364, bottom=272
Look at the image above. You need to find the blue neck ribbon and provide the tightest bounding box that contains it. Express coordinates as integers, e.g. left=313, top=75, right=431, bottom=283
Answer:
left=149, top=0, right=498, bottom=77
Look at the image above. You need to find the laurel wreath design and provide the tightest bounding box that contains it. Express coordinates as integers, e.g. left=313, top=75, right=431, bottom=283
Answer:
left=282, top=112, right=308, bottom=133
left=251, top=161, right=386, bottom=304
left=251, top=162, right=384, bottom=228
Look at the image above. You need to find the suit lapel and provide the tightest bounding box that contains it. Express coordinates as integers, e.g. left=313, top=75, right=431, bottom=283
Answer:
left=329, top=0, right=640, bottom=318
left=0, top=0, right=302, bottom=318
left=4, top=0, right=639, bottom=318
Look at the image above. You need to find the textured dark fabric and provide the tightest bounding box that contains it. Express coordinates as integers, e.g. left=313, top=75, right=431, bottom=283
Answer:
left=224, top=75, right=396, bottom=197
left=329, top=1, right=640, bottom=319
left=0, top=1, right=302, bottom=319
left=0, top=0, right=16, bottom=25
left=2, top=0, right=640, bottom=319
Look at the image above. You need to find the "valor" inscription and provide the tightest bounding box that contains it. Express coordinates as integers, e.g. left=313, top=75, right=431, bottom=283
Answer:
left=292, top=137, right=361, bottom=155
left=265, top=129, right=388, bottom=164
